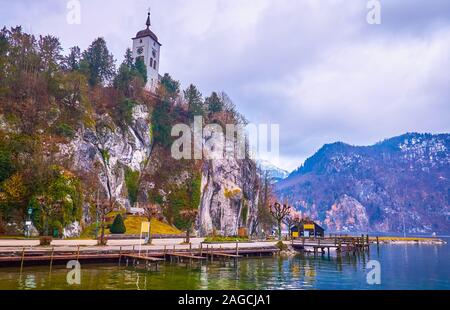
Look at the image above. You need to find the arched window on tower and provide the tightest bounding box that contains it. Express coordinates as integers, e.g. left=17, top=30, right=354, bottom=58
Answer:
left=154, top=61, right=157, bottom=69
left=150, top=58, right=153, bottom=68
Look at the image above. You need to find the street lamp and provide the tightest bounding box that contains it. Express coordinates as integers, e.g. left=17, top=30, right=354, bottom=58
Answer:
left=24, top=207, right=33, bottom=238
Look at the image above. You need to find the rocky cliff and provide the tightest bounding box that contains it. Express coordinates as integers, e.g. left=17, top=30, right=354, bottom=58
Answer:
left=276, top=133, right=450, bottom=233
left=53, top=103, right=258, bottom=236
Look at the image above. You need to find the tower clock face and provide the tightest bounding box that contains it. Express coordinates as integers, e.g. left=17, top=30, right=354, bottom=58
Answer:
left=137, top=47, right=144, bottom=55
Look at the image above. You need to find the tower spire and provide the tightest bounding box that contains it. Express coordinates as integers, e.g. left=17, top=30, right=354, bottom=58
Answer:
left=146, top=9, right=151, bottom=28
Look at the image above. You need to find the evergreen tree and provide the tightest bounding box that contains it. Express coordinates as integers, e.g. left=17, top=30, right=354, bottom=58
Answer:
left=152, top=99, right=172, bottom=148
left=81, top=37, right=116, bottom=86
left=123, top=48, right=134, bottom=69
left=38, top=35, right=63, bottom=73
left=205, top=91, right=223, bottom=114
left=134, top=57, right=147, bottom=83
left=64, top=46, right=81, bottom=71
left=160, top=73, right=180, bottom=101
left=184, top=84, right=204, bottom=118
left=110, top=214, right=126, bottom=234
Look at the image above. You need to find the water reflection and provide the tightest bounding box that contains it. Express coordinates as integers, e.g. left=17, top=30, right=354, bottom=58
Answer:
left=1, top=240, right=449, bottom=290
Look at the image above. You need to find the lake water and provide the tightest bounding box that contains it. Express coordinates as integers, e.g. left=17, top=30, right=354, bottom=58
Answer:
left=0, top=238, right=449, bottom=290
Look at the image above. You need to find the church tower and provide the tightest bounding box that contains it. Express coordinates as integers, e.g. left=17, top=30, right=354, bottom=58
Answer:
left=132, top=11, right=161, bottom=92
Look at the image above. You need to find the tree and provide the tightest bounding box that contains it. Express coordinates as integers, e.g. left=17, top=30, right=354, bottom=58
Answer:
left=184, top=84, right=204, bottom=118
left=151, top=99, right=172, bottom=148
left=81, top=37, right=115, bottom=86
left=179, top=209, right=198, bottom=244
left=97, top=199, right=116, bottom=245
left=134, top=57, right=147, bottom=83
left=110, top=214, right=126, bottom=234
left=141, top=203, right=160, bottom=244
left=283, top=210, right=301, bottom=240
left=205, top=92, right=223, bottom=114
left=0, top=146, right=13, bottom=183
left=123, top=48, right=134, bottom=68
left=38, top=35, right=63, bottom=74
left=159, top=73, right=180, bottom=101
left=64, top=46, right=81, bottom=71
left=29, top=166, right=83, bottom=237
left=269, top=202, right=291, bottom=241
left=253, top=170, right=274, bottom=237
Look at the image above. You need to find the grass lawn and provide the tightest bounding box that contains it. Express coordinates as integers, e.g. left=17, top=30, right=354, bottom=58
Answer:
left=107, top=216, right=182, bottom=235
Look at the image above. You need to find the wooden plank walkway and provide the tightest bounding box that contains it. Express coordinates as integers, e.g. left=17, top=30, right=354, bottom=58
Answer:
left=167, top=253, right=207, bottom=260
left=121, top=254, right=165, bottom=262
left=0, top=253, right=120, bottom=263
left=205, top=252, right=242, bottom=258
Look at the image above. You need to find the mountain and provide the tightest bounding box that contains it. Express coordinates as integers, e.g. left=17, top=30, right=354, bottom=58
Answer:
left=276, top=133, right=450, bottom=233
left=257, top=160, right=289, bottom=183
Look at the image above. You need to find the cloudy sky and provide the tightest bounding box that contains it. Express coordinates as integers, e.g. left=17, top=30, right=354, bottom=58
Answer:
left=1, top=0, right=449, bottom=171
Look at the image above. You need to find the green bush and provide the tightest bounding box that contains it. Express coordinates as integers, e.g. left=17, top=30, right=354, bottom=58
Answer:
left=0, top=146, right=13, bottom=183
left=124, top=167, right=139, bottom=206
left=39, top=236, right=53, bottom=246
left=110, top=214, right=126, bottom=234
left=204, top=236, right=250, bottom=243
left=275, top=241, right=288, bottom=251
left=55, top=123, right=76, bottom=139
left=118, top=99, right=136, bottom=124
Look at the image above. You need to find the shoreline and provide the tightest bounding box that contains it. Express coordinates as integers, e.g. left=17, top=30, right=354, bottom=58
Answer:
left=0, top=235, right=446, bottom=249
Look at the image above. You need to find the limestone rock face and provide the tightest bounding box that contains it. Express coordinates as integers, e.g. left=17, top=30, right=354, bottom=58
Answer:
left=63, top=221, right=82, bottom=238
left=56, top=103, right=258, bottom=236
left=198, top=130, right=259, bottom=236
left=59, top=104, right=152, bottom=210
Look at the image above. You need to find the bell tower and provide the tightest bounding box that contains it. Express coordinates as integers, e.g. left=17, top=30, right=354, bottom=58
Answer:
left=132, top=11, right=161, bottom=91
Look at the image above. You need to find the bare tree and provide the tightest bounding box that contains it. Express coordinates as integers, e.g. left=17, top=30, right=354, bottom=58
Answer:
left=98, top=199, right=116, bottom=245
left=283, top=210, right=301, bottom=240
left=179, top=209, right=199, bottom=244
left=270, top=202, right=291, bottom=241
left=141, top=203, right=160, bottom=244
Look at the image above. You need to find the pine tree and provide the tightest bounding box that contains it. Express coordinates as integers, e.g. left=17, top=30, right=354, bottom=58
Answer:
left=134, top=57, right=147, bottom=83
left=184, top=84, right=204, bottom=118
left=65, top=46, right=81, bottom=71
left=110, top=214, right=126, bottom=234
left=81, top=37, right=116, bottom=86
left=123, top=48, right=134, bottom=69
left=205, top=92, right=223, bottom=114
left=160, top=73, right=180, bottom=101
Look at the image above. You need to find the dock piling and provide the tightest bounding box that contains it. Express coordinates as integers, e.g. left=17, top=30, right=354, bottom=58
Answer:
left=20, top=248, right=25, bottom=273
left=49, top=247, right=54, bottom=272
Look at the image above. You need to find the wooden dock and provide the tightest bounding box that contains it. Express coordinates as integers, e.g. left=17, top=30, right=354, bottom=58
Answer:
left=205, top=252, right=242, bottom=258
left=0, top=244, right=279, bottom=269
left=292, top=235, right=371, bottom=256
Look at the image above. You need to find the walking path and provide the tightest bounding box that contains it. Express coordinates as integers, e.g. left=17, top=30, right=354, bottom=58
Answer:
left=0, top=238, right=280, bottom=254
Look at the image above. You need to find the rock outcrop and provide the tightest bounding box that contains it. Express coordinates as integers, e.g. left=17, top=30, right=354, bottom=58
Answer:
left=55, top=103, right=258, bottom=236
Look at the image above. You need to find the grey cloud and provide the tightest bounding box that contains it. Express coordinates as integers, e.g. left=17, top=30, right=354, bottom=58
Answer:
left=1, top=0, right=449, bottom=171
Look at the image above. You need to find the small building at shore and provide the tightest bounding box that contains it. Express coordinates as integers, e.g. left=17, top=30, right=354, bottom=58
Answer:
left=291, top=220, right=325, bottom=238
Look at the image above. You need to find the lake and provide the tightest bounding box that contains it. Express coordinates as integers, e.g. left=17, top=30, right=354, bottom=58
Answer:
left=0, top=238, right=449, bottom=290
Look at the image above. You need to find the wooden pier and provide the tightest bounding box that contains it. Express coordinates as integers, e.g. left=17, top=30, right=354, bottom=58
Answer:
left=292, top=235, right=371, bottom=256
left=0, top=244, right=279, bottom=269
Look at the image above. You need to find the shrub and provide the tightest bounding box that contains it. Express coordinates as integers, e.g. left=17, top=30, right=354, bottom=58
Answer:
left=275, top=241, right=288, bottom=251
left=110, top=214, right=126, bottom=234
left=39, top=236, right=53, bottom=246
left=124, top=168, right=139, bottom=206
left=118, top=99, right=136, bottom=124
left=204, top=236, right=250, bottom=243
left=55, top=123, right=76, bottom=139
left=97, top=236, right=108, bottom=246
